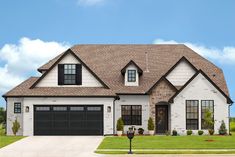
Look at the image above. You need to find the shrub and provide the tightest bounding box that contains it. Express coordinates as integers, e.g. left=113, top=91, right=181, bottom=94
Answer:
left=198, top=130, right=204, bottom=135
left=116, top=118, right=124, bottom=131
left=172, top=130, right=177, bottom=136
left=12, top=118, right=20, bottom=136
left=165, top=130, right=170, bottom=136
left=138, top=128, right=144, bottom=135
left=187, top=130, right=193, bottom=135
left=148, top=117, right=154, bottom=130
left=209, top=129, right=214, bottom=135
left=219, top=120, right=227, bottom=135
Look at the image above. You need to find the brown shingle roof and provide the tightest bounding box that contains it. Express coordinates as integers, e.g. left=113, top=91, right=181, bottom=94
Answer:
left=4, top=44, right=230, bottom=98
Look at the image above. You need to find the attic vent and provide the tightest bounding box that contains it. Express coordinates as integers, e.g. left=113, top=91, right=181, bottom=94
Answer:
left=145, top=52, right=149, bottom=72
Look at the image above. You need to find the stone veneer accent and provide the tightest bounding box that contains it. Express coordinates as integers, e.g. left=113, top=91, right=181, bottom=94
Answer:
left=149, top=79, right=176, bottom=123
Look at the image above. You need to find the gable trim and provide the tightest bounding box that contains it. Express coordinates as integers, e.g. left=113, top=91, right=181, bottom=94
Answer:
left=146, top=76, right=178, bottom=94
left=147, top=56, right=196, bottom=94
left=30, top=49, right=109, bottom=89
left=121, top=60, right=143, bottom=75
left=169, top=69, right=233, bottom=104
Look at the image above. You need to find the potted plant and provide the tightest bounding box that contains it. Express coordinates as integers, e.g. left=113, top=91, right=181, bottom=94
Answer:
left=148, top=117, right=154, bottom=135
left=219, top=120, right=227, bottom=135
left=116, top=118, right=124, bottom=136
left=138, top=128, right=144, bottom=135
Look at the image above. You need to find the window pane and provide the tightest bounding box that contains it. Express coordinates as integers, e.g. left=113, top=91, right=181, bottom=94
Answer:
left=70, top=106, right=84, bottom=111
left=201, top=100, right=214, bottom=129
left=87, top=107, right=101, bottom=111
left=14, top=103, right=21, bottom=113
left=121, top=105, right=141, bottom=125
left=53, top=106, right=67, bottom=111
left=36, top=107, right=50, bottom=111
left=127, top=70, right=136, bottom=82
left=186, top=100, right=198, bottom=130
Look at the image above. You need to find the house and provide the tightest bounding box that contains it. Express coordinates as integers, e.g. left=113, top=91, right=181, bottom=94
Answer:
left=3, top=44, right=233, bottom=136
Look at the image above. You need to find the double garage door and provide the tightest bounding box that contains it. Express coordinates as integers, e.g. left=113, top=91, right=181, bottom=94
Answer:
left=34, top=105, right=103, bottom=135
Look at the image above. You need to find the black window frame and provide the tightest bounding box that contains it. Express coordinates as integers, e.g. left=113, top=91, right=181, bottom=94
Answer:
left=63, top=64, right=77, bottom=85
left=127, top=70, right=136, bottom=82
left=186, top=100, right=199, bottom=130
left=14, top=102, right=21, bottom=113
left=121, top=105, right=142, bottom=125
left=201, top=100, right=214, bottom=130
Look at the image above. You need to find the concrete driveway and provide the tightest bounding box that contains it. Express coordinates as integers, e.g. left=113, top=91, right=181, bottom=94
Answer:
left=0, top=136, right=104, bottom=157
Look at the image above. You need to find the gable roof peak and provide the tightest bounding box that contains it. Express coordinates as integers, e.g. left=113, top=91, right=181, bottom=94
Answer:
left=121, top=60, right=143, bottom=75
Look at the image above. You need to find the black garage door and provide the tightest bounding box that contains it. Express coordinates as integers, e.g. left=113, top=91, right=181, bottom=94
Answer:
left=34, top=105, right=103, bottom=135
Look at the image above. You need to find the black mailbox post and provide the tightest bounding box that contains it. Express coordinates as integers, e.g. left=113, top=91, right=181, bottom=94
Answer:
left=127, top=130, right=135, bottom=154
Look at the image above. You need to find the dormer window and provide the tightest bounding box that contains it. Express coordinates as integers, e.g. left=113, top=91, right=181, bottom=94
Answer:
left=121, top=60, right=143, bottom=86
left=64, top=64, right=76, bottom=85
left=58, top=64, right=82, bottom=85
left=127, top=70, right=136, bottom=82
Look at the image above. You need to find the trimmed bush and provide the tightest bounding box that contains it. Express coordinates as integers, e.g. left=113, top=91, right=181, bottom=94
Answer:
left=187, top=130, right=193, bottom=135
left=219, top=120, right=227, bottom=135
left=12, top=119, right=20, bottom=136
left=116, top=118, right=124, bottom=131
left=198, top=130, right=204, bottom=135
left=172, top=130, right=177, bottom=136
left=138, top=128, right=144, bottom=135
left=148, top=117, right=154, bottom=130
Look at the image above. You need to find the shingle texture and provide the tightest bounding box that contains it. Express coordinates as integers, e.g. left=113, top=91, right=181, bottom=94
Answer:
left=4, top=44, right=229, bottom=97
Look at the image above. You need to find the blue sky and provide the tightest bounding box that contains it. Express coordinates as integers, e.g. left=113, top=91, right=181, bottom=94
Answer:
left=0, top=0, right=234, bottom=115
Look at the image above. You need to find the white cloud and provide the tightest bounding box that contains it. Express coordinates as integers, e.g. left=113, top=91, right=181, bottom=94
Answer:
left=77, top=0, right=105, bottom=6
left=154, top=39, right=235, bottom=64
left=0, top=37, right=70, bottom=93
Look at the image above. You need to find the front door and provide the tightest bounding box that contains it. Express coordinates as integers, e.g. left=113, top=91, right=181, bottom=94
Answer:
left=156, top=105, right=168, bottom=134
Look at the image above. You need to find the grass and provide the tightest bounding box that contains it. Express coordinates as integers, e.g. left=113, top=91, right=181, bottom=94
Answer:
left=0, top=123, right=24, bottom=148
left=97, top=132, right=235, bottom=154
left=98, top=134, right=235, bottom=149
left=0, top=136, right=24, bottom=148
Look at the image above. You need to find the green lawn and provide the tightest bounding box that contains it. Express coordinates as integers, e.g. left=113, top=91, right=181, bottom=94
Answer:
left=97, top=133, right=235, bottom=154
left=0, top=123, right=24, bottom=148
left=98, top=135, right=235, bottom=149
left=0, top=136, right=24, bottom=148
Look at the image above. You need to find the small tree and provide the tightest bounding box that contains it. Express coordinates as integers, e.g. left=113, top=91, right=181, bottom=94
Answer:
left=12, top=118, right=20, bottom=136
left=204, top=109, right=214, bottom=135
left=219, top=120, right=227, bottom=135
left=148, top=117, right=154, bottom=130
left=116, top=118, right=124, bottom=131
left=0, top=107, right=6, bottom=124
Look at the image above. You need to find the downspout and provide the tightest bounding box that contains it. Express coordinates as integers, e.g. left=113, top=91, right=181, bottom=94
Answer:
left=113, top=96, right=120, bottom=135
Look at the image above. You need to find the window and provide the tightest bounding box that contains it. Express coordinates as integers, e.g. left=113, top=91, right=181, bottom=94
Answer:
left=53, top=106, right=67, bottom=111
left=64, top=64, right=76, bottom=85
left=127, top=70, right=136, bottom=82
left=201, top=100, right=214, bottom=129
left=121, top=105, right=141, bottom=125
left=186, top=100, right=198, bottom=130
left=36, top=106, right=50, bottom=111
left=14, top=103, right=21, bottom=113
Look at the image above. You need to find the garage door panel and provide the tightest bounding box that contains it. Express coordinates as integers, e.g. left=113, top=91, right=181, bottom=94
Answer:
left=34, top=105, right=103, bottom=135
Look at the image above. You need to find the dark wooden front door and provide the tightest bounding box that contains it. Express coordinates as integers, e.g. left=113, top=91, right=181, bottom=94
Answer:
left=156, top=105, right=168, bottom=134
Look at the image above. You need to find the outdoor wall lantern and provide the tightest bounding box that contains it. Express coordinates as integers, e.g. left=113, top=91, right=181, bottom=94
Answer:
left=127, top=129, right=135, bottom=154
left=25, top=106, right=29, bottom=113
left=107, top=106, right=111, bottom=113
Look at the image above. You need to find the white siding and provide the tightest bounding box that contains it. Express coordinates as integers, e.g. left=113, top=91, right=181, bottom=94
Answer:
left=171, top=73, right=229, bottom=135
left=124, top=65, right=139, bottom=86
left=6, top=98, right=24, bottom=135
left=115, top=95, right=149, bottom=134
left=7, top=97, right=114, bottom=136
left=166, top=60, right=196, bottom=86
left=37, top=53, right=103, bottom=87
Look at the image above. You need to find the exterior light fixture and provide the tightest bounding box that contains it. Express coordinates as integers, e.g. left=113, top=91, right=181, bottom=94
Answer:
left=25, top=106, right=29, bottom=113
left=107, top=106, right=111, bottom=113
